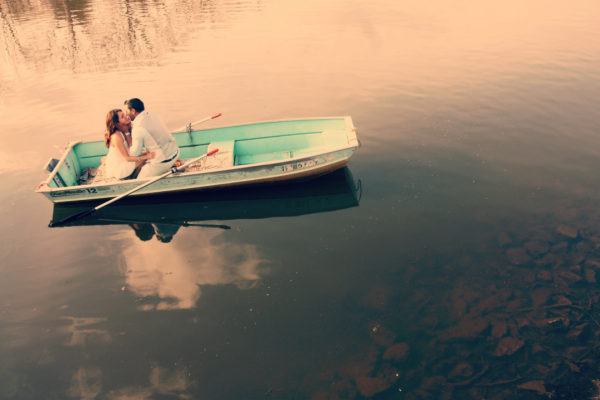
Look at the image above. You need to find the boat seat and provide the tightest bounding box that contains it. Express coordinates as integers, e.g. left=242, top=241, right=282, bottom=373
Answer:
left=204, top=140, right=235, bottom=170
left=179, top=140, right=235, bottom=173
left=80, top=141, right=236, bottom=183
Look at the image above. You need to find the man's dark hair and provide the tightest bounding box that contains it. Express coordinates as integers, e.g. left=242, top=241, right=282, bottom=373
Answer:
left=129, top=224, right=155, bottom=241
left=124, top=98, right=145, bottom=113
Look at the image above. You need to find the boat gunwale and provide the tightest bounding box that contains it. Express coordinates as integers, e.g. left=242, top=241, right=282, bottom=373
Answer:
left=74, top=115, right=354, bottom=145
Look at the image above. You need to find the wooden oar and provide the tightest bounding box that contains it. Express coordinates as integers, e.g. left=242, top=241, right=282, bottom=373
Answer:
left=173, top=113, right=222, bottom=133
left=49, top=148, right=219, bottom=227
left=97, top=218, right=231, bottom=230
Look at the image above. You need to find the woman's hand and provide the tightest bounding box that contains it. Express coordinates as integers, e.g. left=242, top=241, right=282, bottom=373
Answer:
left=143, top=152, right=156, bottom=160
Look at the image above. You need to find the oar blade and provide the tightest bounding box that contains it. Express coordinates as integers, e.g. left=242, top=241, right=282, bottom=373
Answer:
left=48, top=208, right=97, bottom=227
left=187, top=223, right=231, bottom=229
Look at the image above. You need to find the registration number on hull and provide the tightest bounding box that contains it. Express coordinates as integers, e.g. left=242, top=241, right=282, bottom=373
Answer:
left=280, top=154, right=335, bottom=172
left=281, top=159, right=319, bottom=172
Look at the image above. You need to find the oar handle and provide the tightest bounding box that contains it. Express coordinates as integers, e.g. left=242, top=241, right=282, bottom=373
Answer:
left=173, top=113, right=221, bottom=133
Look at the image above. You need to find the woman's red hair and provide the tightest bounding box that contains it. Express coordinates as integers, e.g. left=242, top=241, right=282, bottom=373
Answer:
left=104, top=109, right=122, bottom=148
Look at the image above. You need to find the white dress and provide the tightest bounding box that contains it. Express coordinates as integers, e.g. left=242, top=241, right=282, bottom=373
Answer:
left=105, top=132, right=136, bottom=179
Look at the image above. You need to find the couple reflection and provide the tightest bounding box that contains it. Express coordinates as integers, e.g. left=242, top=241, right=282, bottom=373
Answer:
left=129, top=221, right=230, bottom=243
left=130, top=223, right=180, bottom=243
left=49, top=167, right=360, bottom=311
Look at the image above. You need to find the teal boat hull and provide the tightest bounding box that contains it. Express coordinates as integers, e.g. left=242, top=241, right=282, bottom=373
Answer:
left=37, top=117, right=359, bottom=203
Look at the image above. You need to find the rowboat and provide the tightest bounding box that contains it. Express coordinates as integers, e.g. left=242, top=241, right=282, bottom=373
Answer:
left=37, top=117, right=359, bottom=203
left=49, top=167, right=360, bottom=228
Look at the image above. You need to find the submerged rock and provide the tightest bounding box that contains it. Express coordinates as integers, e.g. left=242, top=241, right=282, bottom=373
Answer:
left=515, top=317, right=529, bottom=329
left=530, top=288, right=552, bottom=307
left=461, top=289, right=482, bottom=304
left=343, top=345, right=379, bottom=379
left=369, top=323, right=396, bottom=347
left=498, top=232, right=513, bottom=246
left=537, top=270, right=553, bottom=282
left=467, top=388, right=484, bottom=400
left=491, top=320, right=507, bottom=339
left=355, top=377, right=391, bottom=398
left=532, top=364, right=551, bottom=379
left=524, top=241, right=550, bottom=256
left=584, top=269, right=596, bottom=283
left=535, top=317, right=569, bottom=329
left=569, top=264, right=582, bottom=273
left=530, top=228, right=557, bottom=243
left=570, top=253, right=586, bottom=265
left=451, top=298, right=467, bottom=318
left=477, top=295, right=503, bottom=313
left=565, top=346, right=588, bottom=359
left=556, top=225, right=578, bottom=239
left=565, top=324, right=590, bottom=341
left=554, top=295, right=572, bottom=305
left=585, top=259, right=600, bottom=269
left=438, top=314, right=489, bottom=342
left=383, top=343, right=410, bottom=363
left=449, top=363, right=473, bottom=379
left=540, top=253, right=564, bottom=266
left=532, top=343, right=545, bottom=354
left=494, top=337, right=525, bottom=357
left=506, top=248, right=532, bottom=265
left=554, top=274, right=568, bottom=288
left=506, top=299, right=525, bottom=312
left=420, top=376, right=447, bottom=392
left=576, top=242, right=592, bottom=253
left=551, top=242, right=569, bottom=253
left=406, top=389, right=433, bottom=400
left=518, top=268, right=536, bottom=283
left=518, top=381, right=546, bottom=394
left=558, top=270, right=583, bottom=284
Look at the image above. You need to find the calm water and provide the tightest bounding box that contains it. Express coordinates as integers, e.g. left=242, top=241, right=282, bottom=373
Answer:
left=1, top=0, right=600, bottom=399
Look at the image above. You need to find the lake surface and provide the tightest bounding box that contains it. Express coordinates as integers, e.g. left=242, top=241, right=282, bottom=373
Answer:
left=1, top=0, right=600, bottom=399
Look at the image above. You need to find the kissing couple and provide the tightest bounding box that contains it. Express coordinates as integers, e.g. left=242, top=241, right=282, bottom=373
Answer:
left=103, top=98, right=181, bottom=180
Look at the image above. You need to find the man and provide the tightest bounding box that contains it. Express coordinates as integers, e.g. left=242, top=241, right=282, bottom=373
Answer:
left=124, top=98, right=180, bottom=178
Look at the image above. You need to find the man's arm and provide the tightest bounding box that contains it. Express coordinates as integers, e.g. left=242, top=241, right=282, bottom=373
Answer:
left=130, top=126, right=147, bottom=157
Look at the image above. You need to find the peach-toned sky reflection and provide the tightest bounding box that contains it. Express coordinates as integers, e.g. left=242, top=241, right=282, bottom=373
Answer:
left=120, top=227, right=266, bottom=310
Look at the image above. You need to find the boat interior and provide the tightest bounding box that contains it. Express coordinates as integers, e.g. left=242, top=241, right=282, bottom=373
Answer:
left=45, top=118, right=353, bottom=188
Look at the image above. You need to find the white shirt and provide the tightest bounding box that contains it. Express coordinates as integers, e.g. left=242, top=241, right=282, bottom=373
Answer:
left=130, top=110, right=179, bottom=164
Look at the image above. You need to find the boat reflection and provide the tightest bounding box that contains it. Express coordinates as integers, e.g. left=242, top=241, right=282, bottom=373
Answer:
left=50, top=167, right=361, bottom=239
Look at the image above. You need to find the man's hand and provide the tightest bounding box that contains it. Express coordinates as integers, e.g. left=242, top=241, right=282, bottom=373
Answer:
left=116, top=122, right=131, bottom=134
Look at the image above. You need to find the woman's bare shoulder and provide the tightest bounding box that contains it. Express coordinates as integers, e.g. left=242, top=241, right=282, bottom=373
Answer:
left=111, top=132, right=125, bottom=145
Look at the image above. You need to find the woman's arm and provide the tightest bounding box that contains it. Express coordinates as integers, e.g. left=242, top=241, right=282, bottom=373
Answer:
left=125, top=122, right=133, bottom=147
left=115, top=122, right=133, bottom=147
left=113, top=134, right=155, bottom=162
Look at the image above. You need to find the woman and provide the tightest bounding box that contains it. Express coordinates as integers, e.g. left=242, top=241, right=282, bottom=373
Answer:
left=104, top=109, right=155, bottom=179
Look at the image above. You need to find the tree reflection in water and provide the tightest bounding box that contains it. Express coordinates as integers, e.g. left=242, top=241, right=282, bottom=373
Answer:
left=0, top=0, right=262, bottom=98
